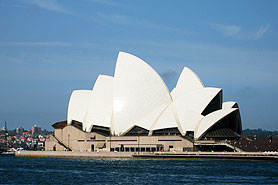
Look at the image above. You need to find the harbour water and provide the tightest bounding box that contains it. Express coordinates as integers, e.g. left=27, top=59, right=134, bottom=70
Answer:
left=1, top=155, right=278, bottom=184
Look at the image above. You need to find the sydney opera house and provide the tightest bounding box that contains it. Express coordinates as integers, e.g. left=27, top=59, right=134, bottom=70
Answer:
left=46, top=52, right=242, bottom=152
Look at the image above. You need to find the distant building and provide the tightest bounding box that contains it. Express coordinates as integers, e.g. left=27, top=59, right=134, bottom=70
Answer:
left=32, top=125, right=42, bottom=135
left=16, top=126, right=24, bottom=135
left=0, top=133, right=6, bottom=143
left=1, top=121, right=7, bottom=132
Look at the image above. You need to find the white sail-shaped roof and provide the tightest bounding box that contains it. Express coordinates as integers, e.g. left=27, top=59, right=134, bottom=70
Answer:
left=174, top=108, right=204, bottom=135
left=67, top=90, right=92, bottom=129
left=222, top=101, right=238, bottom=109
left=65, top=51, right=242, bottom=139
left=194, top=108, right=238, bottom=139
left=84, top=75, right=113, bottom=132
left=170, top=88, right=177, bottom=99
left=150, top=104, right=180, bottom=132
left=172, top=67, right=204, bottom=100
left=133, top=101, right=170, bottom=131
left=112, top=52, right=172, bottom=135
left=174, top=87, right=222, bottom=114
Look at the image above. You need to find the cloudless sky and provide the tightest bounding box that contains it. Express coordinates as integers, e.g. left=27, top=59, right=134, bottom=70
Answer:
left=0, top=0, right=277, bottom=131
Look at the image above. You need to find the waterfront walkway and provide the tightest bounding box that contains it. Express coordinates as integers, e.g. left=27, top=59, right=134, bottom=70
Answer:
left=133, top=151, right=278, bottom=161
left=16, top=151, right=133, bottom=158
left=15, top=151, right=278, bottom=161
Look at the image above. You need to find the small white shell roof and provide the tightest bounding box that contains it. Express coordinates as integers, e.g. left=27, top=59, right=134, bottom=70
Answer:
left=194, top=108, right=238, bottom=139
left=150, top=103, right=179, bottom=131
left=133, top=101, right=170, bottom=130
left=222, top=101, right=238, bottom=109
left=174, top=87, right=222, bottom=114
left=84, top=75, right=113, bottom=132
left=173, top=67, right=204, bottom=100
left=67, top=90, right=92, bottom=127
left=112, top=52, right=172, bottom=135
left=174, top=108, right=204, bottom=135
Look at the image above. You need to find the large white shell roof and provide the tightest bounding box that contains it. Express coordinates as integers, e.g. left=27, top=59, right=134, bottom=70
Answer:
left=172, top=67, right=204, bottom=100
left=84, top=75, right=113, bottom=132
left=112, top=52, right=172, bottom=135
left=67, top=90, right=92, bottom=129
left=173, top=87, right=222, bottom=114
left=66, top=51, right=242, bottom=139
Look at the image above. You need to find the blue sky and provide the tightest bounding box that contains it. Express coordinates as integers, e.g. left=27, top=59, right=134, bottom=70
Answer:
left=0, top=0, right=277, bottom=131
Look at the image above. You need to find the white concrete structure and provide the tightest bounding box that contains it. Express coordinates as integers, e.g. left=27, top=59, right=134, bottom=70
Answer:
left=194, top=108, right=241, bottom=139
left=222, top=101, right=239, bottom=109
left=67, top=51, right=242, bottom=140
left=67, top=90, right=91, bottom=130
left=84, top=75, right=113, bottom=132
left=112, top=52, right=172, bottom=135
left=171, top=67, right=204, bottom=100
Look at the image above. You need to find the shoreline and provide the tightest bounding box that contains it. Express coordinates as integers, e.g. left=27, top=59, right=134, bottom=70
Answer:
left=15, top=151, right=278, bottom=161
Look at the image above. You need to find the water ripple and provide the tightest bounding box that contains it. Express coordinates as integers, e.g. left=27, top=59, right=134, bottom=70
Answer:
left=0, top=155, right=278, bottom=184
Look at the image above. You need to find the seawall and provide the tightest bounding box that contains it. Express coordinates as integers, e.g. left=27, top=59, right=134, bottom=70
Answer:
left=133, top=151, right=278, bottom=161
left=16, top=151, right=133, bottom=158
left=15, top=151, right=278, bottom=161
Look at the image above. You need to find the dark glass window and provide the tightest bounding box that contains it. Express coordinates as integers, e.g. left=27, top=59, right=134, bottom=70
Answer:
left=124, top=126, right=149, bottom=136
left=153, top=127, right=181, bottom=136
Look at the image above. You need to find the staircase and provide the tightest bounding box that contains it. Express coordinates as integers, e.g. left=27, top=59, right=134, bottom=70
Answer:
left=194, top=140, right=244, bottom=152
left=50, top=135, right=72, bottom=151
